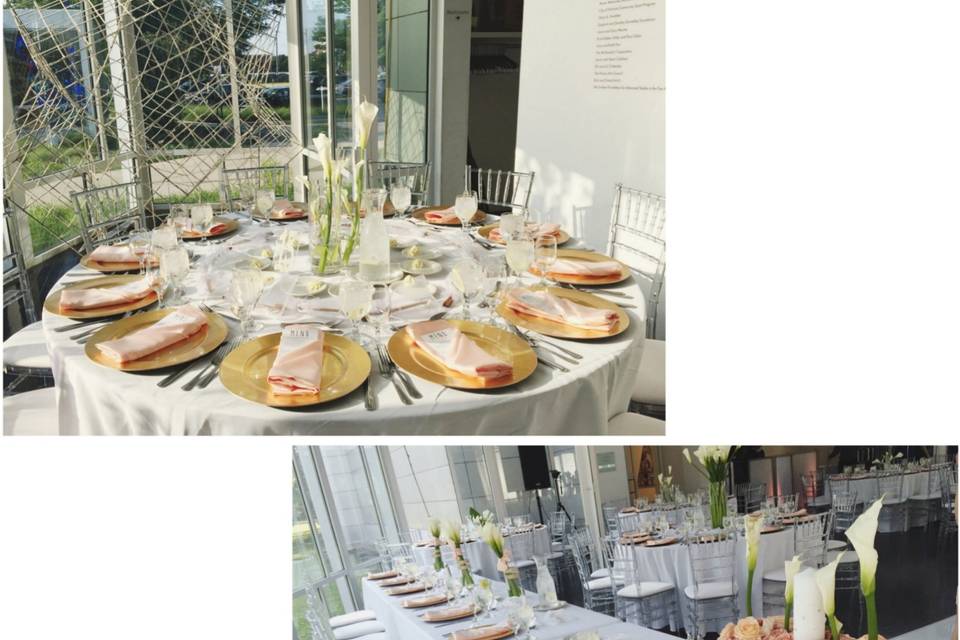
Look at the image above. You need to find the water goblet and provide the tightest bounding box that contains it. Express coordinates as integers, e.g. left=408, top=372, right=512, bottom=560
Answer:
left=145, top=254, right=168, bottom=308
left=337, top=279, right=375, bottom=345
left=254, top=189, right=275, bottom=220
left=454, top=190, right=479, bottom=234
left=499, top=213, right=523, bottom=241
left=159, top=246, right=190, bottom=306
left=451, top=258, right=483, bottom=321
left=390, top=183, right=411, bottom=218
left=229, top=268, right=264, bottom=340
left=170, top=204, right=191, bottom=238
left=534, top=235, right=557, bottom=287
left=505, top=235, right=535, bottom=291
left=366, top=285, right=392, bottom=342
left=127, top=232, right=150, bottom=275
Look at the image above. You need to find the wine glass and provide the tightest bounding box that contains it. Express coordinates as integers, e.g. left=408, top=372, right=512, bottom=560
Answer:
left=337, top=279, right=375, bottom=345
left=159, top=246, right=190, bottom=306
left=454, top=190, right=479, bottom=234
left=145, top=253, right=167, bottom=308
left=238, top=181, right=255, bottom=222
left=366, top=284, right=391, bottom=342
left=254, top=189, right=275, bottom=220
left=390, top=183, right=412, bottom=218
left=229, top=269, right=264, bottom=340
left=170, top=204, right=191, bottom=238
left=191, top=204, right=214, bottom=245
left=127, top=232, right=150, bottom=275
left=451, top=258, right=483, bottom=321
left=507, top=601, right=535, bottom=639
left=152, top=224, right=178, bottom=252
left=534, top=235, right=557, bottom=287
left=505, top=235, right=535, bottom=290
left=499, top=213, right=523, bottom=241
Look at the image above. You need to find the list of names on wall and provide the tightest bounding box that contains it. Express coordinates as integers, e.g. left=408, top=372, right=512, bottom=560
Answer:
left=593, top=0, right=664, bottom=91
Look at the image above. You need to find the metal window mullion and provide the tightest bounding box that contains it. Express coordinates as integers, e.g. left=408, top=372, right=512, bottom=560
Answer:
left=324, top=0, right=335, bottom=143
left=293, top=456, right=333, bottom=579
left=359, top=447, right=388, bottom=538
left=377, top=446, right=409, bottom=540
left=1, top=42, right=33, bottom=267
left=309, top=446, right=360, bottom=610
left=287, top=0, right=308, bottom=200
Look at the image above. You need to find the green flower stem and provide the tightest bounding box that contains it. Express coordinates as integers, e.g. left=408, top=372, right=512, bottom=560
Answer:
left=865, top=590, right=878, bottom=640
left=341, top=147, right=365, bottom=264
left=783, top=599, right=792, bottom=631
left=745, top=566, right=754, bottom=617
left=433, top=543, right=444, bottom=572
left=709, top=481, right=727, bottom=528
left=318, top=174, right=334, bottom=271
left=827, top=612, right=840, bottom=640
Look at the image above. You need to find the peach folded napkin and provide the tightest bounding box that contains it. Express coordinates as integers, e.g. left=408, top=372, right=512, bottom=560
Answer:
left=182, top=222, right=227, bottom=236
left=423, top=604, right=475, bottom=622
left=450, top=624, right=513, bottom=640
left=96, top=304, right=208, bottom=363
left=546, top=258, right=622, bottom=278
left=267, top=325, right=325, bottom=395
left=424, top=207, right=459, bottom=224
left=406, top=320, right=513, bottom=380
left=88, top=244, right=142, bottom=263
left=271, top=199, right=304, bottom=218
left=506, top=288, right=619, bottom=332
left=59, top=278, right=155, bottom=311
left=489, top=222, right=560, bottom=243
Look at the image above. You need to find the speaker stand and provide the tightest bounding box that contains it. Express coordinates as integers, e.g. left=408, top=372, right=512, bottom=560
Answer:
left=535, top=489, right=545, bottom=524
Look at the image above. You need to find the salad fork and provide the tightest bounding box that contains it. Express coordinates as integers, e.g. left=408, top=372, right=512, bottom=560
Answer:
left=376, top=344, right=413, bottom=405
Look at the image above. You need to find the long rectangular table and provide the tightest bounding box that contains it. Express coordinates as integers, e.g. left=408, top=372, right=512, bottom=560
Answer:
left=362, top=575, right=676, bottom=640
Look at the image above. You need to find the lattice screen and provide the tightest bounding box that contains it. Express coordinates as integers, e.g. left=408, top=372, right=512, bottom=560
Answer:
left=4, top=0, right=298, bottom=255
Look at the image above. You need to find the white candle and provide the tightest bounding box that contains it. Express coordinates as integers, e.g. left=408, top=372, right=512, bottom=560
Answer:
left=793, top=568, right=825, bottom=640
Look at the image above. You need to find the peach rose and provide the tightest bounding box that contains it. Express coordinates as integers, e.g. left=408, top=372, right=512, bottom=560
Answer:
left=719, top=623, right=737, bottom=640
left=762, top=616, right=785, bottom=634
left=735, top=617, right=763, bottom=640
left=767, top=629, right=793, bottom=640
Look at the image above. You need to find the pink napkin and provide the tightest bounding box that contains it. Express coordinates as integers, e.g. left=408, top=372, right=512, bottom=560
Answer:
left=59, top=278, right=155, bottom=311
left=505, top=288, right=619, bottom=331
left=182, top=222, right=227, bottom=236
left=89, top=244, right=141, bottom=263
left=96, top=305, right=208, bottom=363
left=267, top=325, right=325, bottom=395
left=489, top=222, right=560, bottom=243
left=424, top=207, right=459, bottom=224
left=271, top=199, right=304, bottom=218
left=407, top=320, right=513, bottom=381
left=546, top=257, right=622, bottom=278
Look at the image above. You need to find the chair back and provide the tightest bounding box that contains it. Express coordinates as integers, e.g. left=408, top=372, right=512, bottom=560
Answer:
left=793, top=511, right=830, bottom=568
left=505, top=529, right=533, bottom=563
left=831, top=491, right=859, bottom=536
left=221, top=165, right=290, bottom=211
left=602, top=504, right=621, bottom=537
left=726, top=494, right=739, bottom=516
left=303, top=589, right=336, bottom=639
left=939, top=465, right=958, bottom=511
left=549, top=511, right=567, bottom=544
left=71, top=181, right=146, bottom=252
left=745, top=483, right=766, bottom=514
left=367, top=161, right=431, bottom=206
left=465, top=165, right=535, bottom=213
left=2, top=209, right=37, bottom=323
left=685, top=529, right=738, bottom=595
left=877, top=471, right=904, bottom=502
left=569, top=530, right=593, bottom=586
left=605, top=184, right=665, bottom=337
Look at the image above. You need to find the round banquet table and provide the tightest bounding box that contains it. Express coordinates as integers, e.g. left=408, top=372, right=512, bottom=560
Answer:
left=827, top=467, right=941, bottom=503
left=42, top=214, right=646, bottom=435
left=618, top=505, right=709, bottom=532
left=412, top=527, right=552, bottom=578
left=620, top=528, right=794, bottom=633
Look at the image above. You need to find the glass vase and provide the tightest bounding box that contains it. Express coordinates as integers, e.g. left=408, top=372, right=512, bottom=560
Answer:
left=710, top=480, right=727, bottom=528
left=502, top=565, right=523, bottom=598
left=432, top=542, right=444, bottom=572
left=309, top=184, right=343, bottom=275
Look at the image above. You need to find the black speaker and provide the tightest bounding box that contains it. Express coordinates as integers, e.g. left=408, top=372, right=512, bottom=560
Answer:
left=518, top=446, right=551, bottom=491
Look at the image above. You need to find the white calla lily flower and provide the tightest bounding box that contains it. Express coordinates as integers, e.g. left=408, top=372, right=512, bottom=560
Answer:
left=744, top=513, right=763, bottom=568
left=815, top=551, right=844, bottom=615
left=312, top=132, right=333, bottom=177
left=784, top=554, right=802, bottom=602
left=845, top=496, right=884, bottom=595
left=356, top=99, right=379, bottom=149
left=428, top=518, right=441, bottom=539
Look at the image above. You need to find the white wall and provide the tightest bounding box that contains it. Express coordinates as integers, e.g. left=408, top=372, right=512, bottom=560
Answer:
left=593, top=446, right=630, bottom=508
left=514, top=0, right=665, bottom=335
left=388, top=446, right=460, bottom=531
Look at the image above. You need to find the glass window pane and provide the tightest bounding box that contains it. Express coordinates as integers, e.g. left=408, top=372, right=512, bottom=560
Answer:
left=294, top=448, right=344, bottom=573
left=319, top=446, right=383, bottom=568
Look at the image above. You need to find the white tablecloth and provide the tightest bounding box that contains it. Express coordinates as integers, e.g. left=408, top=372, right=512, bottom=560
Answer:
left=618, top=505, right=709, bottom=532
left=362, top=575, right=676, bottom=640
left=413, top=528, right=552, bottom=578
left=828, top=468, right=940, bottom=503
left=43, top=217, right=646, bottom=435
left=622, top=528, right=794, bottom=632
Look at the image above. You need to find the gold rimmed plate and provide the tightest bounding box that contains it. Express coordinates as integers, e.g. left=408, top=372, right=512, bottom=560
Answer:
left=219, top=332, right=370, bottom=407
left=529, top=249, right=630, bottom=285
left=45, top=275, right=158, bottom=319
left=387, top=319, right=537, bottom=390
left=79, top=252, right=157, bottom=273
left=478, top=223, right=571, bottom=246
left=84, top=308, right=228, bottom=372
left=411, top=205, right=485, bottom=225
left=497, top=286, right=629, bottom=340
left=179, top=217, right=239, bottom=240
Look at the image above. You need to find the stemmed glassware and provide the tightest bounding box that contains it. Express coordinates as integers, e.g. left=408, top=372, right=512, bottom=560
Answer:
left=505, top=233, right=535, bottom=291
left=534, top=235, right=557, bottom=287
left=365, top=285, right=392, bottom=342
left=127, top=232, right=150, bottom=275
left=159, top=246, right=190, bottom=306
left=480, top=255, right=507, bottom=318
left=170, top=204, right=191, bottom=238
left=254, top=189, right=275, bottom=221
left=145, top=251, right=167, bottom=308
left=229, top=268, right=264, bottom=340
left=454, top=190, right=479, bottom=234
left=191, top=203, right=215, bottom=246
left=507, top=600, right=535, bottom=639
left=390, top=183, right=412, bottom=218
left=337, top=278, right=375, bottom=345
left=451, top=258, right=483, bottom=321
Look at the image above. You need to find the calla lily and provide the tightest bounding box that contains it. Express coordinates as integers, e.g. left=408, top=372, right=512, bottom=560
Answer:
left=480, top=522, right=504, bottom=557
left=743, top=513, right=763, bottom=616
left=846, top=496, right=885, bottom=640
left=816, top=552, right=844, bottom=640
left=312, top=132, right=333, bottom=177
left=682, top=448, right=692, bottom=465
left=783, top=554, right=802, bottom=630
left=355, top=99, right=378, bottom=149
left=428, top=518, right=441, bottom=539
left=442, top=520, right=462, bottom=546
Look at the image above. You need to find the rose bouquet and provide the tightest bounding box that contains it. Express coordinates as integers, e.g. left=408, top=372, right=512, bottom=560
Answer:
left=719, top=616, right=793, bottom=640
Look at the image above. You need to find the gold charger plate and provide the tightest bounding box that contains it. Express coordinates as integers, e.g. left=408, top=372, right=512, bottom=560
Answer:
left=411, top=205, right=484, bottom=225
left=423, top=605, right=477, bottom=623
left=84, top=308, right=228, bottom=372
left=478, top=223, right=571, bottom=246
left=45, top=275, right=158, bottom=319
left=529, top=249, right=630, bottom=285
left=496, top=286, right=629, bottom=340
left=179, top=217, right=239, bottom=240
left=79, top=252, right=157, bottom=273
left=387, top=320, right=537, bottom=390
left=219, top=332, right=370, bottom=407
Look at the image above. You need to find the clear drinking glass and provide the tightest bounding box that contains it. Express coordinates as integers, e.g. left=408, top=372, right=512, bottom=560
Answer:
left=390, top=183, right=411, bottom=218
left=191, top=204, right=215, bottom=245
left=534, top=235, right=557, bottom=287
left=337, top=279, right=375, bottom=344
left=451, top=258, right=483, bottom=321
left=454, top=190, right=479, bottom=234
left=254, top=190, right=275, bottom=220
left=159, top=246, right=190, bottom=306
left=127, top=232, right=150, bottom=275
left=505, top=235, right=535, bottom=290
left=170, top=204, right=191, bottom=238
left=145, top=253, right=167, bottom=308
left=229, top=269, right=264, bottom=340
left=366, top=284, right=391, bottom=341
left=152, top=224, right=178, bottom=251
left=499, top=213, right=523, bottom=241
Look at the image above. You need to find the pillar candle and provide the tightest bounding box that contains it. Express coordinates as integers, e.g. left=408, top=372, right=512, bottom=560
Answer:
left=793, top=568, right=825, bottom=640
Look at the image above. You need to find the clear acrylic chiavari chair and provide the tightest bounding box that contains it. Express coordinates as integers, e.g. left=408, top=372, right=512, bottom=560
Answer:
left=908, top=465, right=943, bottom=530
left=762, top=511, right=830, bottom=613
left=684, top=528, right=738, bottom=639
left=465, top=164, right=535, bottom=215
left=366, top=161, right=431, bottom=208
left=221, top=164, right=289, bottom=214
left=606, top=184, right=665, bottom=337
left=570, top=529, right=616, bottom=616
left=877, top=470, right=908, bottom=533
left=611, top=538, right=677, bottom=631
left=71, top=181, right=146, bottom=252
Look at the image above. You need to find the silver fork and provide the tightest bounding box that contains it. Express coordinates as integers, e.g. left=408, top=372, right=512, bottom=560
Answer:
left=560, top=282, right=630, bottom=299
left=506, top=324, right=569, bottom=373
left=380, top=344, right=422, bottom=399
left=182, top=336, right=234, bottom=391
left=376, top=344, right=413, bottom=405
left=197, top=336, right=240, bottom=389
left=73, top=310, right=134, bottom=343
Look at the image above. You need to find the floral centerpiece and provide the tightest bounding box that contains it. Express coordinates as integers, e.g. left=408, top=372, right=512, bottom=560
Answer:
left=300, top=133, right=341, bottom=273
left=719, top=616, right=792, bottom=640
left=341, top=98, right=379, bottom=264
left=480, top=522, right=523, bottom=597
left=657, top=465, right=675, bottom=503
left=442, top=520, right=474, bottom=588
left=815, top=552, right=845, bottom=640
left=871, top=451, right=903, bottom=470
left=469, top=507, right=496, bottom=527
left=428, top=518, right=444, bottom=572
left=683, top=446, right=737, bottom=528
